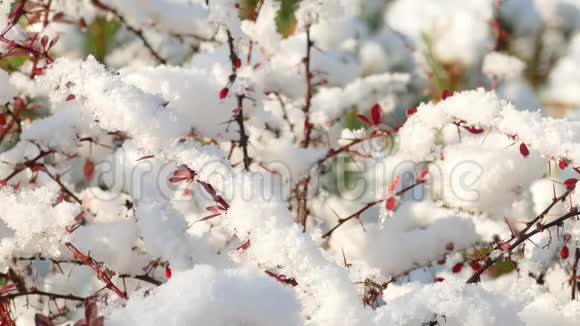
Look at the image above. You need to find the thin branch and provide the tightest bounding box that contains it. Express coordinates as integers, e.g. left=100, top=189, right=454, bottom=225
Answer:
left=1, top=288, right=85, bottom=302
left=322, top=181, right=425, bottom=238
left=91, top=0, right=167, bottom=64
left=300, top=25, right=314, bottom=148
left=466, top=192, right=579, bottom=284
left=42, top=169, right=82, bottom=205
left=235, top=95, right=251, bottom=170
left=572, top=248, right=580, bottom=300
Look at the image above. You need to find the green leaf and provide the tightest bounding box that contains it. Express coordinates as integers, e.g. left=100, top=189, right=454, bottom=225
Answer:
left=276, top=0, right=298, bottom=38
left=343, top=110, right=365, bottom=130
left=84, top=16, right=120, bottom=63
left=0, top=55, right=27, bottom=72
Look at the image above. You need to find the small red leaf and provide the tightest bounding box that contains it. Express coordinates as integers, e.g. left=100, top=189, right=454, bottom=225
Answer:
left=219, top=87, right=229, bottom=99
left=441, top=89, right=452, bottom=100
left=74, top=212, right=85, bottom=222
left=386, top=196, right=397, bottom=211
left=196, top=213, right=221, bottom=223
left=48, top=35, right=60, bottom=50
left=497, top=242, right=510, bottom=251
left=561, top=245, right=570, bottom=259
left=40, top=35, right=49, bottom=50
left=52, top=12, right=65, bottom=21
left=216, top=196, right=230, bottom=210
left=83, top=159, right=95, bottom=181
left=136, top=155, right=154, bottom=161
left=356, top=114, right=372, bottom=127
left=564, top=178, right=578, bottom=188
left=65, top=223, right=81, bottom=233
left=370, top=104, right=384, bottom=126
left=407, top=107, right=417, bottom=116
left=416, top=166, right=429, bottom=182
left=387, top=176, right=400, bottom=192
left=206, top=206, right=221, bottom=213
left=452, top=262, right=463, bottom=273
left=519, top=143, right=529, bottom=158
left=0, top=180, right=6, bottom=188
left=165, top=265, right=172, bottom=278
left=31, top=67, right=45, bottom=76
left=265, top=271, right=298, bottom=287
left=197, top=180, right=216, bottom=197
left=463, top=126, right=484, bottom=134
left=559, top=159, right=569, bottom=170
left=236, top=239, right=251, bottom=251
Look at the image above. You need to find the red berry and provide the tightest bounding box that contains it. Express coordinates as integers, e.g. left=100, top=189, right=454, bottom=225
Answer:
left=559, top=159, right=569, bottom=170
left=83, top=159, right=95, bottom=181
left=563, top=178, right=578, bottom=188
left=441, top=89, right=452, bottom=100
left=470, top=262, right=481, bottom=271
left=386, top=196, right=397, bottom=211
left=66, top=94, right=76, bottom=101
left=435, top=277, right=445, bottom=282
left=234, top=57, right=242, bottom=68
left=407, top=107, right=417, bottom=116
left=561, top=245, right=569, bottom=259
left=219, top=87, right=229, bottom=99
left=452, top=262, right=464, bottom=273
left=519, top=143, right=529, bottom=158
left=0, top=113, right=6, bottom=126
left=165, top=265, right=172, bottom=278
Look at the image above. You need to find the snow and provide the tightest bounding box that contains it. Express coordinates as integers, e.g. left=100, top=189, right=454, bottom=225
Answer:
left=483, top=52, right=526, bottom=80
left=3, top=0, right=580, bottom=325
left=108, top=265, right=303, bottom=326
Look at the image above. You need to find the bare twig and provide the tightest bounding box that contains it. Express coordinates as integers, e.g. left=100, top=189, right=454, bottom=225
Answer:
left=572, top=248, right=580, bottom=300
left=466, top=190, right=578, bottom=284
left=91, top=0, right=167, bottom=64
left=322, top=181, right=425, bottom=238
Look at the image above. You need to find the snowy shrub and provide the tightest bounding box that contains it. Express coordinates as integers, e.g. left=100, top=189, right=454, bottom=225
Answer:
left=1, top=0, right=580, bottom=325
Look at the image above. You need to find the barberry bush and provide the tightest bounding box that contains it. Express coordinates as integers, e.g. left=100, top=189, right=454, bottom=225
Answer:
left=1, top=0, right=580, bottom=325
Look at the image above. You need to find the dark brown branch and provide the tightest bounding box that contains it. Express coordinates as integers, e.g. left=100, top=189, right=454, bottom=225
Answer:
left=466, top=192, right=579, bottom=284
left=15, top=256, right=162, bottom=287
left=572, top=248, right=580, bottom=300
left=295, top=26, right=315, bottom=230
left=300, top=25, right=314, bottom=148
left=322, top=181, right=425, bottom=238
left=119, top=274, right=162, bottom=287
left=1, top=288, right=85, bottom=302
left=42, top=169, right=82, bottom=205
left=91, top=0, right=167, bottom=64
left=2, top=149, right=53, bottom=183
left=235, top=95, right=251, bottom=170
